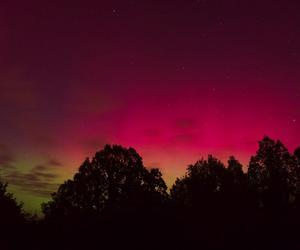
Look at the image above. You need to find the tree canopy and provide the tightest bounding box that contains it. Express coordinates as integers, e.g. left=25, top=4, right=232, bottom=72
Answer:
left=0, top=180, right=24, bottom=224
left=2, top=137, right=300, bottom=249
left=247, top=136, right=299, bottom=210
left=170, top=155, right=247, bottom=212
left=42, top=145, right=168, bottom=219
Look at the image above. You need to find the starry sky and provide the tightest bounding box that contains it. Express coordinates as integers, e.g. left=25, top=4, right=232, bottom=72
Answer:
left=1, top=0, right=300, bottom=213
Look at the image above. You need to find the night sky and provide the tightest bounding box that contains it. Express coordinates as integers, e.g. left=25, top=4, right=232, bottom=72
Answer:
left=1, top=0, right=300, bottom=213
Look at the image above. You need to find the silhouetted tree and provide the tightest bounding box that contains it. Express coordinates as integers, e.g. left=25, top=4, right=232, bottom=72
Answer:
left=171, top=155, right=248, bottom=212
left=247, top=136, right=298, bottom=211
left=227, top=156, right=244, bottom=181
left=170, top=155, right=228, bottom=210
left=42, top=145, right=168, bottom=220
left=226, top=156, right=248, bottom=204
left=170, top=155, right=249, bottom=249
left=293, top=147, right=300, bottom=204
left=295, top=147, right=300, bottom=165
left=0, top=180, right=24, bottom=224
left=3, top=139, right=300, bottom=250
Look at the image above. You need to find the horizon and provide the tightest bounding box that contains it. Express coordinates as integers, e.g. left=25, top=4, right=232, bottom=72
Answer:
left=2, top=136, right=300, bottom=214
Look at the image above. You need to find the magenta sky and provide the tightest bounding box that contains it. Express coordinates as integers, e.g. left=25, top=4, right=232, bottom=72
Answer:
left=1, top=0, right=300, bottom=212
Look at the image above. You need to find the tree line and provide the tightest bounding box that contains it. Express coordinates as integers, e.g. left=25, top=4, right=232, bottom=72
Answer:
left=1, top=136, right=300, bottom=250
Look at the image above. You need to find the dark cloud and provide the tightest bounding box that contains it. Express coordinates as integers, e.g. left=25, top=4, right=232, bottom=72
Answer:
left=143, top=129, right=162, bottom=137
left=33, top=165, right=48, bottom=171
left=0, top=144, right=15, bottom=169
left=173, top=118, right=197, bottom=130
left=170, top=133, right=197, bottom=144
left=3, top=164, right=60, bottom=198
left=47, top=159, right=63, bottom=167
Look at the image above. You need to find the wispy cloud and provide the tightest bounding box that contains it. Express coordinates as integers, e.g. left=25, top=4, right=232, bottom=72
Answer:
left=173, top=118, right=198, bottom=130
left=3, top=161, right=61, bottom=198
left=47, top=159, right=63, bottom=167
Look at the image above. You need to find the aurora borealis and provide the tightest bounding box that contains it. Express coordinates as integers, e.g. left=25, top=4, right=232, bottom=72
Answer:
left=1, top=0, right=300, bottom=213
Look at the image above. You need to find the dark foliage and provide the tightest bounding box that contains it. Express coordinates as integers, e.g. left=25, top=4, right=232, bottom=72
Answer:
left=2, top=139, right=300, bottom=250
left=42, top=145, right=168, bottom=220
left=247, top=136, right=299, bottom=210
left=0, top=180, right=26, bottom=250
left=0, top=181, right=24, bottom=224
